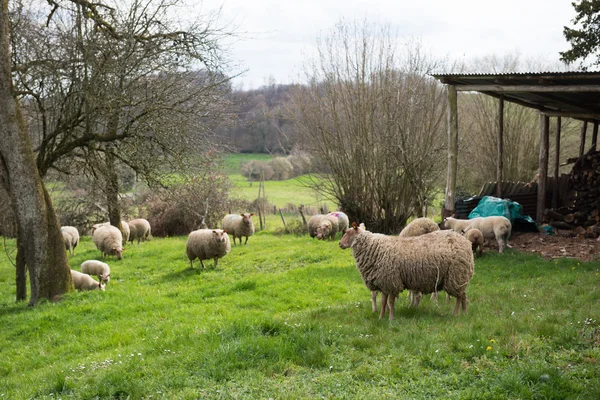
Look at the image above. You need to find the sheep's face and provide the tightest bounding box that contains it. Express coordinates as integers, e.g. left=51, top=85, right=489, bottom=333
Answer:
left=212, top=229, right=228, bottom=243
left=316, top=221, right=332, bottom=240
left=240, top=213, right=254, bottom=226
left=114, top=248, right=123, bottom=260
left=442, top=217, right=455, bottom=229
left=101, top=273, right=111, bottom=284
left=99, top=282, right=106, bottom=292
left=339, top=223, right=364, bottom=249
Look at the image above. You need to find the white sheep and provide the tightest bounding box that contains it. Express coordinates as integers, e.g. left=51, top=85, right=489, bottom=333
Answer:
left=92, top=225, right=124, bottom=260
left=340, top=223, right=474, bottom=320
left=128, top=218, right=151, bottom=244
left=61, top=226, right=80, bottom=256
left=186, top=229, right=231, bottom=269
left=316, top=211, right=349, bottom=240
left=81, top=260, right=111, bottom=284
left=222, top=213, right=255, bottom=245
left=92, top=221, right=129, bottom=245
left=70, top=270, right=105, bottom=291
left=465, top=228, right=484, bottom=258
left=444, top=216, right=512, bottom=253
left=307, top=214, right=325, bottom=238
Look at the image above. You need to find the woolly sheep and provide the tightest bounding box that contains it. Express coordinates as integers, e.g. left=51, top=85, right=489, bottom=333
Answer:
left=222, top=213, right=255, bottom=245
left=316, top=211, right=349, bottom=240
left=92, top=221, right=129, bottom=245
left=339, top=224, right=474, bottom=320
left=186, top=229, right=231, bottom=269
left=81, top=260, right=111, bottom=284
left=128, top=218, right=151, bottom=244
left=61, top=226, right=80, bottom=256
left=70, top=270, right=105, bottom=291
left=444, top=216, right=512, bottom=253
left=399, top=218, right=441, bottom=308
left=92, top=225, right=124, bottom=260
left=465, top=228, right=484, bottom=257
left=307, top=214, right=326, bottom=238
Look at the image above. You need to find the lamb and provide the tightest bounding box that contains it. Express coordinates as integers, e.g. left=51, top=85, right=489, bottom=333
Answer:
left=61, top=226, right=80, bottom=256
left=444, top=216, right=512, bottom=253
left=92, top=225, right=124, bottom=260
left=339, top=223, right=474, bottom=320
left=70, top=270, right=105, bottom=291
left=222, top=213, right=255, bottom=245
left=307, top=214, right=326, bottom=238
left=81, top=260, right=111, bottom=284
left=128, top=218, right=151, bottom=244
left=465, top=228, right=484, bottom=257
left=316, top=211, right=350, bottom=240
left=186, top=229, right=231, bottom=269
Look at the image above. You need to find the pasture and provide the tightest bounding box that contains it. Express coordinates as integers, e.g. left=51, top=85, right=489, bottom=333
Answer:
left=1, top=232, right=599, bottom=399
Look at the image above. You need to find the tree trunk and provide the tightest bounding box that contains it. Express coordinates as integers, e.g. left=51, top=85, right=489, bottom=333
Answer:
left=0, top=1, right=72, bottom=305
left=105, top=150, right=122, bottom=228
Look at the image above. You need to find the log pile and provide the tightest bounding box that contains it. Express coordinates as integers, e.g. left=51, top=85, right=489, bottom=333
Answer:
left=545, top=149, right=600, bottom=238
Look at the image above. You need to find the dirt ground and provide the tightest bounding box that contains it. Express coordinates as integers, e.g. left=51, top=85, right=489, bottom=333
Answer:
left=490, top=231, right=600, bottom=262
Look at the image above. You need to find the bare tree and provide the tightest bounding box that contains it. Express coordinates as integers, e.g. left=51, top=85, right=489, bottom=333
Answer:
left=290, top=21, right=447, bottom=233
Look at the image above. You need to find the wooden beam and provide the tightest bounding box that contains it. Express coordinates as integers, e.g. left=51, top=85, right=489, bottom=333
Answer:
left=552, top=117, right=561, bottom=209
left=579, top=121, right=587, bottom=157
left=592, top=121, right=599, bottom=151
left=542, top=111, right=600, bottom=120
left=496, top=96, right=504, bottom=198
left=443, top=85, right=459, bottom=218
left=537, top=115, right=550, bottom=223
left=455, top=84, right=600, bottom=93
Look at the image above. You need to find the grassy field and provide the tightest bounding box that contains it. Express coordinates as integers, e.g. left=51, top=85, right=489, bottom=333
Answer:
left=1, top=233, right=599, bottom=399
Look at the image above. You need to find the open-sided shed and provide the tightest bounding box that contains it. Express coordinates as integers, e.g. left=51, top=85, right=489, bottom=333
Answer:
left=432, top=71, right=600, bottom=223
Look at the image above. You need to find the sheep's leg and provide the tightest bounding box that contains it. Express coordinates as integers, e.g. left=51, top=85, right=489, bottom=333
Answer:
left=244, top=236, right=248, bottom=245
left=199, top=259, right=206, bottom=269
left=379, top=293, right=388, bottom=319
left=410, top=291, right=422, bottom=307
left=371, top=291, right=378, bottom=313
left=388, top=294, right=396, bottom=320
left=214, top=257, right=219, bottom=268
left=453, top=294, right=467, bottom=315
left=498, top=238, right=505, bottom=254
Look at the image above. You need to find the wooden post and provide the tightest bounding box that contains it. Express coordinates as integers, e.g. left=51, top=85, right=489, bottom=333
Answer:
left=279, top=209, right=287, bottom=232
left=579, top=121, right=587, bottom=157
left=592, top=121, right=599, bottom=151
left=298, top=205, right=307, bottom=226
left=537, top=115, right=550, bottom=223
left=443, top=85, right=459, bottom=218
left=496, top=96, right=504, bottom=198
left=552, top=117, right=561, bottom=209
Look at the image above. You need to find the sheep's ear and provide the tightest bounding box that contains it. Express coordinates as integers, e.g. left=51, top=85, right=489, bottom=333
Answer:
left=212, top=230, right=217, bottom=233
left=223, top=230, right=227, bottom=233
left=240, top=213, right=245, bottom=217
left=352, top=222, right=358, bottom=230
left=250, top=213, right=254, bottom=216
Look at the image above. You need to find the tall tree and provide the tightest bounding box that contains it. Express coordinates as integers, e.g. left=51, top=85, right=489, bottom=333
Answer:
left=560, top=0, right=600, bottom=69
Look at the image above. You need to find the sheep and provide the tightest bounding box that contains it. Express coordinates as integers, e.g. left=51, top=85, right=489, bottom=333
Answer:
left=339, top=223, right=474, bottom=320
left=222, top=213, right=255, bottom=245
left=186, top=229, right=231, bottom=269
left=399, top=218, right=441, bottom=308
left=316, top=211, right=349, bottom=240
left=81, top=260, right=111, bottom=284
left=61, top=226, right=80, bottom=256
left=92, top=221, right=130, bottom=245
left=444, top=216, right=512, bottom=253
left=307, top=214, right=326, bottom=238
left=70, top=270, right=105, bottom=291
left=465, top=228, right=484, bottom=257
left=128, top=218, right=151, bottom=244
left=92, top=225, right=124, bottom=260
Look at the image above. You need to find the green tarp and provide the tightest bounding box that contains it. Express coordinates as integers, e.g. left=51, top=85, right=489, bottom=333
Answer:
left=468, top=195, right=536, bottom=225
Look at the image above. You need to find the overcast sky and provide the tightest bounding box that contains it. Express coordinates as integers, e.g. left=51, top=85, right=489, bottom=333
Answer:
left=197, top=0, right=576, bottom=89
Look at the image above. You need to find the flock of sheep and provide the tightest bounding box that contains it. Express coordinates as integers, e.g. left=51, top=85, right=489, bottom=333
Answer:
left=60, top=209, right=513, bottom=320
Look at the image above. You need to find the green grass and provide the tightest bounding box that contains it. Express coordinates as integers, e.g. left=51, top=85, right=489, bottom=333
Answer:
left=1, top=234, right=599, bottom=399
left=222, top=153, right=274, bottom=176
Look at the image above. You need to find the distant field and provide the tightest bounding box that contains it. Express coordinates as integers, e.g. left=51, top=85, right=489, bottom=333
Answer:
left=224, top=153, right=337, bottom=210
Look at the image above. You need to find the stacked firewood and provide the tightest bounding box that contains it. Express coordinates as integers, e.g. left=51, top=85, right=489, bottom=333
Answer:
left=545, top=149, right=600, bottom=238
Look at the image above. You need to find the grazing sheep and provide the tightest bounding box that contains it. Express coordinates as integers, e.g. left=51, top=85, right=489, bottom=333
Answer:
left=81, top=260, right=111, bottom=284
left=61, top=226, right=80, bottom=256
left=465, top=228, right=484, bottom=257
left=399, top=218, right=441, bottom=308
left=222, top=213, right=255, bottom=245
left=92, top=225, right=124, bottom=260
left=316, top=211, right=350, bottom=240
left=128, top=218, right=151, bottom=244
left=339, top=223, right=474, bottom=320
left=92, top=221, right=129, bottom=245
left=307, top=214, right=326, bottom=238
left=444, top=216, right=512, bottom=253
left=186, top=229, right=231, bottom=269
left=70, top=270, right=105, bottom=291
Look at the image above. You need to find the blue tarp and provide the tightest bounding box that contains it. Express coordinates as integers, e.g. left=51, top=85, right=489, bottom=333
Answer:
left=468, top=195, right=536, bottom=225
